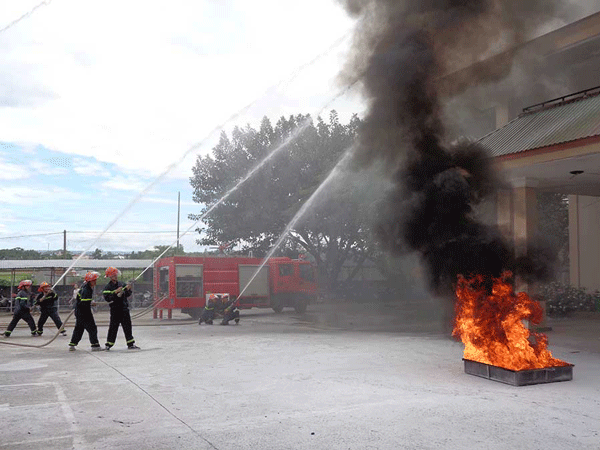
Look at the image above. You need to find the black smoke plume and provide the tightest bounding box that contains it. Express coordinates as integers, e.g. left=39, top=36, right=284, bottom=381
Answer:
left=338, top=0, right=567, bottom=291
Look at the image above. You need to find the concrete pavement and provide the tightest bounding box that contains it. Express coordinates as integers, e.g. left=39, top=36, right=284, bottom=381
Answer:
left=1, top=304, right=599, bottom=449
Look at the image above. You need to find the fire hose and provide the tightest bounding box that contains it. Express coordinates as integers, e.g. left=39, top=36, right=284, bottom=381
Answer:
left=0, top=294, right=195, bottom=348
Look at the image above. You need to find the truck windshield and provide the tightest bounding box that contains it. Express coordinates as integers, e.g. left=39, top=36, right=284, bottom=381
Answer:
left=299, top=264, right=314, bottom=282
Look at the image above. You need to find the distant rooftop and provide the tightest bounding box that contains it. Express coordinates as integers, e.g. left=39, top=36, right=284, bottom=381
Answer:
left=480, top=86, right=600, bottom=158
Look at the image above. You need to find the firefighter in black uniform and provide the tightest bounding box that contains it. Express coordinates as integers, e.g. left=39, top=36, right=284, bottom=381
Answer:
left=199, top=294, right=217, bottom=325
left=103, top=267, right=139, bottom=350
left=3, top=280, right=38, bottom=337
left=35, top=282, right=67, bottom=336
left=220, top=295, right=240, bottom=325
left=69, top=271, right=102, bottom=351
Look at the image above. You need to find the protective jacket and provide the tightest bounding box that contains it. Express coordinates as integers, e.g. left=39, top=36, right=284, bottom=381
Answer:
left=69, top=281, right=99, bottom=347
left=35, top=291, right=58, bottom=311
left=102, top=280, right=132, bottom=310
left=76, top=283, right=94, bottom=311
left=15, top=289, right=32, bottom=312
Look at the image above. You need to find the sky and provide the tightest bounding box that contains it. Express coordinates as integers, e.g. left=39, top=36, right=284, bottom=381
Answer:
left=0, top=0, right=359, bottom=253
left=2, top=0, right=599, bottom=255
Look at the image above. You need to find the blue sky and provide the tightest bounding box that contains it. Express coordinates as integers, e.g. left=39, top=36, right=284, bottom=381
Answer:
left=4, top=0, right=596, bottom=254
left=0, top=0, right=358, bottom=253
left=0, top=141, right=199, bottom=252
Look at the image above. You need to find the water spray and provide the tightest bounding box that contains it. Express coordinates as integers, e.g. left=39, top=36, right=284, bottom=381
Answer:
left=114, top=79, right=360, bottom=292
left=236, top=147, right=354, bottom=302
left=47, top=29, right=352, bottom=293
left=1, top=30, right=357, bottom=347
left=0, top=0, right=53, bottom=35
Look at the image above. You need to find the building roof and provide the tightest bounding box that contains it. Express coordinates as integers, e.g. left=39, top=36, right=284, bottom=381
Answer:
left=0, top=259, right=153, bottom=270
left=480, top=87, right=600, bottom=157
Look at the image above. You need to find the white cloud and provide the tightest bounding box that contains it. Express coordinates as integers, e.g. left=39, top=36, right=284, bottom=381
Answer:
left=0, top=0, right=361, bottom=252
left=0, top=158, right=29, bottom=179
left=102, top=175, right=148, bottom=192
left=0, top=185, right=81, bottom=204
left=29, top=159, right=69, bottom=176
left=0, top=0, right=357, bottom=180
left=142, top=196, right=197, bottom=207
left=72, top=157, right=106, bottom=177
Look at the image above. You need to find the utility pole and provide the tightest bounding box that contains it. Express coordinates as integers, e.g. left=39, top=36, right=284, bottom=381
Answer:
left=176, top=192, right=181, bottom=256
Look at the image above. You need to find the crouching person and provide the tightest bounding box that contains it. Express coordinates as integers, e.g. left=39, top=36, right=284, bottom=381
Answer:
left=3, top=280, right=38, bottom=337
left=199, top=294, right=217, bottom=325
left=69, top=271, right=102, bottom=351
left=35, top=282, right=66, bottom=336
left=221, top=297, right=240, bottom=325
left=103, top=267, right=139, bottom=350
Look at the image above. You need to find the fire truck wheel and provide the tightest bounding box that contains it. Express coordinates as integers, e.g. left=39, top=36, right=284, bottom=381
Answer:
left=294, top=300, right=307, bottom=314
left=271, top=304, right=283, bottom=313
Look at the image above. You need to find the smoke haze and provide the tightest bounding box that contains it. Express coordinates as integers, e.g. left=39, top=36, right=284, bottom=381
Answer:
left=338, top=0, right=568, bottom=290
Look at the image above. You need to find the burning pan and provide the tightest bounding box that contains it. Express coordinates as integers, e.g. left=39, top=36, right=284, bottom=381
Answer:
left=463, top=359, right=573, bottom=386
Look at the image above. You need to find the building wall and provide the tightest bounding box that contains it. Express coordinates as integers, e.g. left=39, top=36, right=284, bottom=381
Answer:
left=569, top=195, right=600, bottom=291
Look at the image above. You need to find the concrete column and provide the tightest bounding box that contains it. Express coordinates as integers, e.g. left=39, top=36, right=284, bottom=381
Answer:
left=510, top=179, right=549, bottom=330
left=495, top=102, right=510, bottom=129
left=496, top=189, right=513, bottom=241
left=568, top=195, right=580, bottom=288
left=512, top=184, right=539, bottom=259
left=569, top=195, right=600, bottom=292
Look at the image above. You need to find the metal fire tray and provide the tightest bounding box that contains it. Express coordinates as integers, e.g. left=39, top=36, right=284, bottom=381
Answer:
left=463, top=359, right=573, bottom=386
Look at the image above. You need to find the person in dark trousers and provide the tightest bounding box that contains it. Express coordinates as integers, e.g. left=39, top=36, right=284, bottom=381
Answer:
left=103, top=267, right=139, bottom=350
left=3, top=280, right=38, bottom=337
left=220, top=296, right=240, bottom=325
left=35, top=282, right=67, bottom=336
left=199, top=294, right=217, bottom=325
left=69, top=271, right=102, bottom=351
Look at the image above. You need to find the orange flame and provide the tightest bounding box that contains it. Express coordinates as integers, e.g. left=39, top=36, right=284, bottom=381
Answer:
left=452, top=272, right=568, bottom=371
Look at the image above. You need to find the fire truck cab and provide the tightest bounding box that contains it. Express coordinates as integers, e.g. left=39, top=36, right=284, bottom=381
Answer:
left=154, top=256, right=317, bottom=319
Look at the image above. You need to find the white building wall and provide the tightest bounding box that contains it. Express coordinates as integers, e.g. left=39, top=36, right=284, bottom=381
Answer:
left=569, top=195, right=600, bottom=291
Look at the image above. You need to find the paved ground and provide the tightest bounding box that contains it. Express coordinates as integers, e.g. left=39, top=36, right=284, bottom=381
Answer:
left=0, top=302, right=599, bottom=450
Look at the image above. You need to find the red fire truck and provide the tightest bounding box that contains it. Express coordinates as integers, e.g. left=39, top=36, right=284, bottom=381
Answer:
left=153, top=256, right=317, bottom=319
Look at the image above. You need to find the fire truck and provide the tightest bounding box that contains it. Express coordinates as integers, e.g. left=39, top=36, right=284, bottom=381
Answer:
left=153, top=256, right=317, bottom=319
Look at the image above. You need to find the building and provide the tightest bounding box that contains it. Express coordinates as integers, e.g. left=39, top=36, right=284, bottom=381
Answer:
left=445, top=12, right=600, bottom=293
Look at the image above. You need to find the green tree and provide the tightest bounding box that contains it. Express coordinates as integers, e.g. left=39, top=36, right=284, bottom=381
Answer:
left=189, top=112, right=382, bottom=290
left=126, top=245, right=183, bottom=260
left=0, top=247, right=43, bottom=260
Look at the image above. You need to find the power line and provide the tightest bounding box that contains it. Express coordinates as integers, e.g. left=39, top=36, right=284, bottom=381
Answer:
left=68, top=231, right=180, bottom=234
left=0, top=231, right=183, bottom=240
left=0, top=232, right=63, bottom=240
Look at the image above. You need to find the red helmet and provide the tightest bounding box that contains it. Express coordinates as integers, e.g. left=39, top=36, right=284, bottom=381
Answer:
left=84, top=271, right=100, bottom=282
left=18, top=280, right=32, bottom=289
left=38, top=282, right=51, bottom=292
left=105, top=267, right=121, bottom=278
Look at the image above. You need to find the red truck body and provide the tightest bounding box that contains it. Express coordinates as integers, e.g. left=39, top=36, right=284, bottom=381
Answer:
left=153, top=256, right=317, bottom=318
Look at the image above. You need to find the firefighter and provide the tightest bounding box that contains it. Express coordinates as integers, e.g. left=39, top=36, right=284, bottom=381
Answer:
left=3, top=280, right=38, bottom=337
left=69, top=271, right=102, bottom=351
left=199, top=294, right=217, bottom=325
left=102, top=267, right=139, bottom=350
left=35, top=282, right=67, bottom=336
left=220, top=295, right=240, bottom=325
